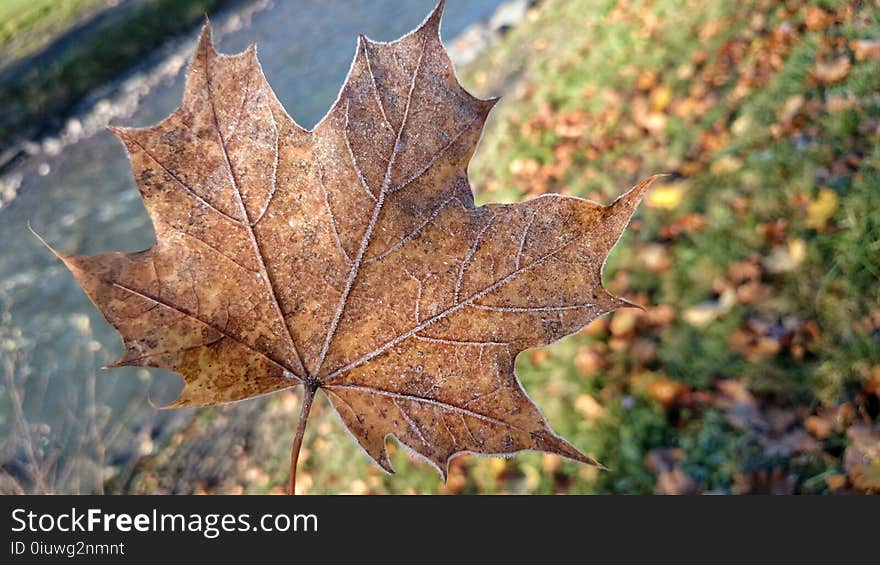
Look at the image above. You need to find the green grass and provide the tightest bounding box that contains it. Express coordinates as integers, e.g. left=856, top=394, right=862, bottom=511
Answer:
left=0, top=0, right=110, bottom=63
left=0, top=0, right=232, bottom=152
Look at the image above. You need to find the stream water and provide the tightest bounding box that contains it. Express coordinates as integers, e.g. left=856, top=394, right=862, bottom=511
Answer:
left=0, top=0, right=505, bottom=493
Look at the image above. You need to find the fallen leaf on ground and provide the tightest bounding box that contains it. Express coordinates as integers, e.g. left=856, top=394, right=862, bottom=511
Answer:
left=646, top=182, right=685, bottom=210
left=639, top=242, right=671, bottom=272
left=659, top=213, right=705, bottom=239
left=851, top=39, right=880, bottom=61
left=715, top=379, right=765, bottom=431
left=844, top=424, right=880, bottom=493
left=646, top=448, right=698, bottom=495
left=760, top=429, right=819, bottom=458
left=804, top=6, right=832, bottom=31
left=647, top=376, right=686, bottom=408
left=574, top=344, right=607, bottom=377
left=682, top=288, right=736, bottom=327
left=806, top=189, right=839, bottom=230
left=709, top=155, right=742, bottom=175
left=574, top=393, right=605, bottom=421
left=610, top=308, right=640, bottom=337
left=762, top=238, right=806, bottom=273
left=804, top=414, right=833, bottom=440
left=812, top=55, right=851, bottom=84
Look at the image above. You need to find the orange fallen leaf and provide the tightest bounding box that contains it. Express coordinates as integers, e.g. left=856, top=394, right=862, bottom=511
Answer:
left=804, top=6, right=832, bottom=31
left=813, top=55, right=851, bottom=84
left=851, top=39, right=880, bottom=61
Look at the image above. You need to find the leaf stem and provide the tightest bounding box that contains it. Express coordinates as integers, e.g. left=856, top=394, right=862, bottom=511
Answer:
left=288, top=384, right=316, bottom=495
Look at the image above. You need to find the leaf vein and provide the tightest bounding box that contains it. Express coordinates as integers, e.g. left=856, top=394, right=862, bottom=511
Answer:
left=312, top=31, right=429, bottom=376
left=111, top=282, right=299, bottom=379
left=469, top=303, right=596, bottom=313
left=119, top=133, right=242, bottom=225
left=321, top=235, right=577, bottom=382
left=203, top=43, right=307, bottom=376
left=326, top=384, right=528, bottom=433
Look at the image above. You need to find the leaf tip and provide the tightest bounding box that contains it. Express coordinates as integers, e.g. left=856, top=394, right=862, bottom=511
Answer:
left=377, top=450, right=395, bottom=475
left=539, top=431, right=603, bottom=468
left=146, top=393, right=167, bottom=410
left=29, top=223, right=67, bottom=262
left=356, top=32, right=375, bottom=55
left=609, top=173, right=664, bottom=212
left=149, top=387, right=192, bottom=410
left=595, top=174, right=662, bottom=256
left=196, top=17, right=217, bottom=56
left=106, top=125, right=130, bottom=141
left=615, top=296, right=646, bottom=312
left=482, top=95, right=501, bottom=112
left=103, top=356, right=129, bottom=370
left=423, top=0, right=445, bottom=34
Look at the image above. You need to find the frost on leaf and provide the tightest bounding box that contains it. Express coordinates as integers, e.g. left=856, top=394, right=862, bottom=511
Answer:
left=42, top=2, right=657, bottom=484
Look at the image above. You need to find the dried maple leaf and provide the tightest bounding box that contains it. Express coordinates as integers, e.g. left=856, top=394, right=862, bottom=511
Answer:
left=39, top=3, right=656, bottom=493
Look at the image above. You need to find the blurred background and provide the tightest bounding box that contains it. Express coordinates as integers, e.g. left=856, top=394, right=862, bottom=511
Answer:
left=0, top=0, right=877, bottom=495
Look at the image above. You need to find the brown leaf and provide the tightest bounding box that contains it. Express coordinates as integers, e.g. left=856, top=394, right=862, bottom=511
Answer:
left=609, top=308, right=640, bottom=337
left=844, top=424, right=880, bottom=493
left=851, top=39, right=880, bottom=62
left=760, top=429, right=819, bottom=458
left=762, top=238, right=807, bottom=273
left=644, top=303, right=675, bottom=326
left=654, top=467, right=699, bottom=495
left=715, top=379, right=764, bottom=431
left=804, top=6, right=833, bottom=31
left=745, top=467, right=794, bottom=495
left=645, top=448, right=698, bottom=495
left=727, top=258, right=762, bottom=284
left=812, top=55, right=851, bottom=85
left=647, top=376, right=686, bottom=408
left=682, top=289, right=736, bottom=328
left=757, top=219, right=788, bottom=245
left=39, top=4, right=653, bottom=488
left=658, top=212, right=705, bottom=239
left=574, top=345, right=607, bottom=377
left=804, top=415, right=832, bottom=440
left=574, top=393, right=605, bottom=421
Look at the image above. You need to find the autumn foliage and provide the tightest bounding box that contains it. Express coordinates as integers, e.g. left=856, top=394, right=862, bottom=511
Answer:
left=43, top=3, right=656, bottom=493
